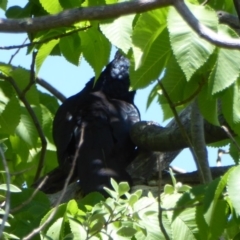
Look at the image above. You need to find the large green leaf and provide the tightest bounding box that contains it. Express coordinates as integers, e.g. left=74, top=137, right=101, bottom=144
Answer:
left=227, top=165, right=240, bottom=216
left=130, top=28, right=171, bottom=89
left=0, top=96, right=21, bottom=135
left=168, top=3, right=217, bottom=81
left=15, top=108, right=39, bottom=147
left=80, top=28, right=111, bottom=80
left=100, top=14, right=135, bottom=54
left=0, top=80, right=14, bottom=104
left=202, top=179, right=229, bottom=239
left=158, top=53, right=186, bottom=104
left=172, top=207, right=199, bottom=240
left=132, top=8, right=168, bottom=69
left=39, top=0, right=62, bottom=14
left=209, top=26, right=240, bottom=95
left=36, top=39, right=59, bottom=73
left=59, top=33, right=81, bottom=66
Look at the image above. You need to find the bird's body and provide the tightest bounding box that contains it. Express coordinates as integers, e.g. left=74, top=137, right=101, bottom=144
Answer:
left=52, top=53, right=140, bottom=195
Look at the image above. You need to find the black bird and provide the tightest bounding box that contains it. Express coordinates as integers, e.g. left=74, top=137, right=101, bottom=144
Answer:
left=52, top=52, right=140, bottom=196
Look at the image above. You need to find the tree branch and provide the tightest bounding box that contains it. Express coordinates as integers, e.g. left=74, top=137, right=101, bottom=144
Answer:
left=0, top=0, right=172, bottom=33
left=190, top=99, right=212, bottom=183
left=130, top=107, right=231, bottom=153
left=1, top=0, right=240, bottom=50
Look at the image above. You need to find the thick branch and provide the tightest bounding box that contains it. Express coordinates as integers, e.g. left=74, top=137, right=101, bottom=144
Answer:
left=0, top=0, right=172, bottom=33
left=130, top=107, right=230, bottom=152
left=1, top=0, right=240, bottom=50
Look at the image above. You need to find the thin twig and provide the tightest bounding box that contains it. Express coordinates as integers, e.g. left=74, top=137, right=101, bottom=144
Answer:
left=3, top=75, right=47, bottom=182
left=201, top=0, right=210, bottom=6
left=158, top=80, right=195, bottom=153
left=8, top=38, right=28, bottom=64
left=36, top=77, right=66, bottom=102
left=174, top=79, right=206, bottom=107
left=22, top=123, right=85, bottom=240
left=1, top=26, right=91, bottom=50
left=221, top=125, right=240, bottom=151
left=0, top=146, right=11, bottom=238
left=158, top=155, right=170, bottom=240
left=10, top=176, right=48, bottom=213
left=21, top=51, right=37, bottom=97
left=190, top=99, right=212, bottom=183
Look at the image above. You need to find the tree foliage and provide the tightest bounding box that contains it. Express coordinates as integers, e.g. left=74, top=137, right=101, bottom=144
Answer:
left=0, top=0, right=240, bottom=239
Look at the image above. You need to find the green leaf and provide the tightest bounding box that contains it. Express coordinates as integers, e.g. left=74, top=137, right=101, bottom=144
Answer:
left=130, top=28, right=171, bottom=89
left=221, top=83, right=240, bottom=136
left=59, top=33, right=81, bottom=66
left=80, top=28, right=111, bottom=80
left=168, top=3, right=217, bottom=81
left=5, top=6, right=25, bottom=18
left=39, top=0, right=63, bottom=14
left=117, top=226, right=137, bottom=237
left=0, top=184, right=21, bottom=192
left=36, top=39, right=59, bottom=73
left=0, top=79, right=14, bottom=103
left=132, top=8, right=168, bottom=69
left=40, top=203, right=67, bottom=239
left=128, top=194, right=138, bottom=207
left=198, top=84, right=219, bottom=125
left=229, top=137, right=240, bottom=164
left=227, top=165, right=240, bottom=216
left=201, top=178, right=229, bottom=239
left=172, top=207, right=198, bottom=240
left=100, top=14, right=135, bottom=54
left=164, top=184, right=174, bottom=194
left=67, top=199, right=79, bottom=216
left=0, top=0, right=7, bottom=11
left=110, top=178, right=118, bottom=192
left=45, top=218, right=63, bottom=239
left=59, top=0, right=82, bottom=9
left=15, top=108, right=39, bottom=147
left=9, top=189, right=50, bottom=238
left=118, top=182, right=130, bottom=196
left=0, top=63, right=13, bottom=76
left=209, top=26, right=240, bottom=95
left=2, top=232, right=19, bottom=239
left=159, top=54, right=186, bottom=104
left=0, top=96, right=21, bottom=135
left=10, top=67, right=40, bottom=106
left=68, top=218, right=87, bottom=239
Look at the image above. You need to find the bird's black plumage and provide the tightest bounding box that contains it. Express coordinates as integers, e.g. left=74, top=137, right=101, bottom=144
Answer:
left=52, top=52, right=140, bottom=196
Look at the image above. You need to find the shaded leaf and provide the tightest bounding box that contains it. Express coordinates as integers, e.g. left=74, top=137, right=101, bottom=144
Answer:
left=0, top=96, right=21, bottom=135
left=59, top=33, right=81, bottom=66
